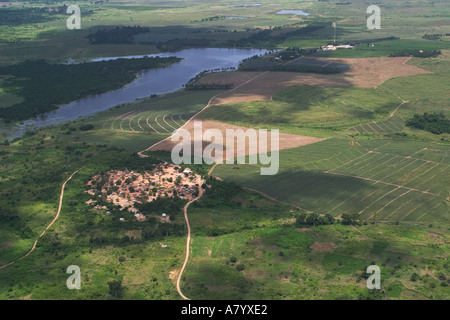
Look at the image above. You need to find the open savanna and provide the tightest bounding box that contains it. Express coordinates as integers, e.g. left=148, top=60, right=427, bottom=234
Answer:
left=180, top=190, right=449, bottom=300
left=0, top=122, right=194, bottom=299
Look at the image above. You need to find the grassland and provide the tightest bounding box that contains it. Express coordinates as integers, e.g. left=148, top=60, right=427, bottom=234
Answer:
left=0, top=127, right=190, bottom=299
left=181, top=188, right=449, bottom=300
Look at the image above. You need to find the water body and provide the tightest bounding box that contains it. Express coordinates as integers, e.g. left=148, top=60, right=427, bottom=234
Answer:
left=276, top=10, right=310, bottom=16
left=6, top=48, right=268, bottom=139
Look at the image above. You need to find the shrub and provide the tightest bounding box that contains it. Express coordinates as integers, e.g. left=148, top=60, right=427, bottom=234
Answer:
left=236, top=264, right=245, bottom=271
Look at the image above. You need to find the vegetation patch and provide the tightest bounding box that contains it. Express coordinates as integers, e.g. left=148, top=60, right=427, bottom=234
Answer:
left=406, top=112, right=450, bottom=135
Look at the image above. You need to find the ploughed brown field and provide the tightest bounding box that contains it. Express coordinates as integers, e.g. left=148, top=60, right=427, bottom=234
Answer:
left=149, top=120, right=324, bottom=160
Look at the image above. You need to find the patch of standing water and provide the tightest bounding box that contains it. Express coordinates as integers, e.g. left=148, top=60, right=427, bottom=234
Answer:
left=276, top=10, right=310, bottom=16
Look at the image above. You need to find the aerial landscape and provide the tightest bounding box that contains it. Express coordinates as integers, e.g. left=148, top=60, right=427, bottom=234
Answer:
left=0, top=0, right=449, bottom=303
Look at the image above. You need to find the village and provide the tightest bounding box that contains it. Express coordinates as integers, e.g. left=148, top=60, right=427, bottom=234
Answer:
left=86, top=163, right=204, bottom=222
left=321, top=44, right=355, bottom=51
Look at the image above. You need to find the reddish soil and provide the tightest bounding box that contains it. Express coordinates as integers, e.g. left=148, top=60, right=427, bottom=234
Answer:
left=149, top=120, right=324, bottom=160
left=310, top=242, right=337, bottom=252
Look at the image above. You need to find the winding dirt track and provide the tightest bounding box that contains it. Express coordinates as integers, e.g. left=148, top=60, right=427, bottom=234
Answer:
left=175, top=186, right=205, bottom=300
left=0, top=170, right=78, bottom=270
left=174, top=164, right=220, bottom=300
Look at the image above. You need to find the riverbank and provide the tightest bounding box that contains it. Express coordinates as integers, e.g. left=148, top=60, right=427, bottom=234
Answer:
left=2, top=48, right=268, bottom=140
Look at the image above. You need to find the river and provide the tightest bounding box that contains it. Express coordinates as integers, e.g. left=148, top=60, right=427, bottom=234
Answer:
left=6, top=48, right=269, bottom=139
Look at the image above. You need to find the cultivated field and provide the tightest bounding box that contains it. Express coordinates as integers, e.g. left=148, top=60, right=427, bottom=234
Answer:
left=149, top=119, right=324, bottom=161
left=212, top=138, right=450, bottom=223
left=198, top=57, right=430, bottom=106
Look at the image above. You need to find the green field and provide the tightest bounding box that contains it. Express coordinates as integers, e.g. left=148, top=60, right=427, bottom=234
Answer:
left=213, top=138, right=449, bottom=223
left=182, top=190, right=449, bottom=300
left=200, top=85, right=402, bottom=137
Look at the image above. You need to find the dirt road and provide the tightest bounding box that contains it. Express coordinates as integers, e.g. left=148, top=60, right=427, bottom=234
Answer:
left=0, top=170, right=78, bottom=271
left=176, top=179, right=207, bottom=300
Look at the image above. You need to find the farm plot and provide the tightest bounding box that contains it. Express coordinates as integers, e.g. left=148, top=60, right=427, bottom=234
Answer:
left=198, top=56, right=430, bottom=107
left=103, top=108, right=189, bottom=133
left=93, top=90, right=219, bottom=133
left=212, top=138, right=449, bottom=223
left=289, top=58, right=350, bottom=72
left=200, top=85, right=401, bottom=138
left=350, top=116, right=405, bottom=135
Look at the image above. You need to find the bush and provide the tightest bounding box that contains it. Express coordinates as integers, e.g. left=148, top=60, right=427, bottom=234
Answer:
left=236, top=264, right=245, bottom=271
left=410, top=272, right=419, bottom=282
left=108, top=280, right=124, bottom=298
left=390, top=49, right=441, bottom=58
left=79, top=124, right=94, bottom=131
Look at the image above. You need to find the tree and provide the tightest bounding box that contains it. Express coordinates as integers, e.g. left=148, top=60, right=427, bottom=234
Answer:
left=108, top=279, right=124, bottom=298
left=324, top=214, right=335, bottom=225
left=306, top=213, right=321, bottom=226
left=295, top=213, right=307, bottom=226
left=342, top=213, right=361, bottom=226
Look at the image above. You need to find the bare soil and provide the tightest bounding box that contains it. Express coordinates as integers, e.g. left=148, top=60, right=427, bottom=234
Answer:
left=310, top=242, right=337, bottom=252
left=149, top=120, right=324, bottom=160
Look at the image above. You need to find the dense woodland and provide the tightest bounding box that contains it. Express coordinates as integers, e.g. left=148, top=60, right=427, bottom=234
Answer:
left=87, top=26, right=150, bottom=44
left=0, top=56, right=181, bottom=122
left=390, top=49, right=441, bottom=58
left=406, top=112, right=450, bottom=134
left=151, top=24, right=326, bottom=51
left=194, top=178, right=243, bottom=209
left=227, top=24, right=325, bottom=48
left=239, top=54, right=347, bottom=74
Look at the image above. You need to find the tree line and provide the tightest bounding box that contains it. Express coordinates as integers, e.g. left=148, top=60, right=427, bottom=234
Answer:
left=296, top=212, right=364, bottom=227
left=239, top=53, right=347, bottom=74
left=147, top=23, right=326, bottom=51
left=390, top=49, right=441, bottom=58
left=87, top=26, right=150, bottom=44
